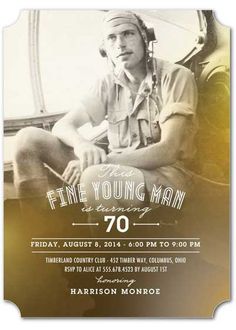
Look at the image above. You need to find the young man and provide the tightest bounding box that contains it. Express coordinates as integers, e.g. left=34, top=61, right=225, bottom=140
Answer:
left=13, top=11, right=198, bottom=211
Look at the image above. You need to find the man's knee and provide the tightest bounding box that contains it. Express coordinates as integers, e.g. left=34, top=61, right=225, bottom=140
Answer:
left=14, top=127, right=48, bottom=162
left=80, top=165, right=102, bottom=188
left=80, top=164, right=145, bottom=208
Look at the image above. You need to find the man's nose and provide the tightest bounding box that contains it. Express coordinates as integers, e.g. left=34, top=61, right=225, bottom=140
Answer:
left=116, top=34, right=126, bottom=48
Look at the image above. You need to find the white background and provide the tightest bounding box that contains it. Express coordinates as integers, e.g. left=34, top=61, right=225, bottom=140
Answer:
left=0, top=0, right=235, bottom=328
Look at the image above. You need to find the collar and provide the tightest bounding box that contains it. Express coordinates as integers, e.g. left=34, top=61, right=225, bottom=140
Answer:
left=113, top=65, right=153, bottom=95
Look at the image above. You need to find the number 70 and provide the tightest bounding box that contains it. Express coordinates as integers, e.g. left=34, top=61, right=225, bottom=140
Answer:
left=104, top=215, right=129, bottom=233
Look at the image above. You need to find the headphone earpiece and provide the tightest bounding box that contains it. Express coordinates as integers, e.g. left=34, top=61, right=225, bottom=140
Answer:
left=99, top=46, right=107, bottom=57
left=147, top=28, right=156, bottom=43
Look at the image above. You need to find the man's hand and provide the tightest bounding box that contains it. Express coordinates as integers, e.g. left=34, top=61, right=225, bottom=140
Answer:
left=62, top=160, right=81, bottom=186
left=62, top=142, right=107, bottom=185
left=73, top=142, right=107, bottom=171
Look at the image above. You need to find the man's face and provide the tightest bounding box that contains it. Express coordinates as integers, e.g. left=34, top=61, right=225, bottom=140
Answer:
left=103, top=23, right=145, bottom=71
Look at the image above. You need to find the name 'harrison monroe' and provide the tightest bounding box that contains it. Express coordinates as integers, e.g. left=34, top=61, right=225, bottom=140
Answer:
left=70, top=287, right=161, bottom=295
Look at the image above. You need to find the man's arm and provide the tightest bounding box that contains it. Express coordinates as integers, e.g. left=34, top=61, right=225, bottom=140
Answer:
left=52, top=108, right=91, bottom=147
left=107, top=115, right=188, bottom=169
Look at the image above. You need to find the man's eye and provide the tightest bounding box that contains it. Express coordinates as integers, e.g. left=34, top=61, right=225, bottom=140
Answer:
left=124, top=31, right=134, bottom=37
left=107, top=35, right=116, bottom=41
